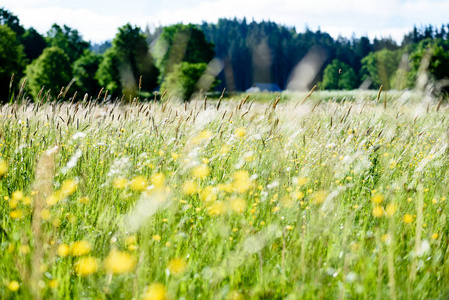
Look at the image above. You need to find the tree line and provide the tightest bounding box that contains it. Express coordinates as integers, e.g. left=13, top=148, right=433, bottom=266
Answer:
left=1, top=7, right=449, bottom=102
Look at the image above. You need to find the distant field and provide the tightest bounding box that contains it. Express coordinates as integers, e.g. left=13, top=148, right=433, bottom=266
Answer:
left=1, top=93, right=449, bottom=299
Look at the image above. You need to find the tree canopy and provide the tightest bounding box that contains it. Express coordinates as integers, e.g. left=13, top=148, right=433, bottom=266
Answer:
left=25, top=47, right=72, bottom=100
left=0, top=25, right=25, bottom=102
left=96, top=24, right=159, bottom=98
left=320, top=59, right=357, bottom=90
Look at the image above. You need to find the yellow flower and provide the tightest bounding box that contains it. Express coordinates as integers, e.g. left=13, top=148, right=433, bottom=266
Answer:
left=152, top=235, right=161, bottom=242
left=12, top=190, right=23, bottom=201
left=61, top=179, right=77, bottom=197
left=168, top=258, right=187, bottom=275
left=7, top=281, right=20, bottom=292
left=48, top=279, right=59, bottom=289
left=372, top=206, right=384, bottom=218
left=292, top=191, right=304, bottom=200
left=311, top=190, right=328, bottom=205
left=113, top=177, right=128, bottom=189
left=0, top=159, right=8, bottom=177
left=151, top=173, right=165, bottom=189
left=22, top=196, right=32, bottom=205
left=403, top=214, right=413, bottom=224
left=46, top=193, right=61, bottom=206
left=74, top=257, right=99, bottom=276
left=294, top=177, right=309, bottom=186
left=286, top=225, right=294, bottom=230
left=232, top=170, right=251, bottom=193
left=386, top=203, right=397, bottom=217
left=235, top=127, right=246, bottom=138
left=208, top=202, right=225, bottom=216
left=143, top=283, right=167, bottom=300
left=182, top=181, right=198, bottom=195
left=19, top=245, right=30, bottom=255
left=58, top=244, right=70, bottom=257
left=41, top=209, right=51, bottom=220
left=432, top=233, right=439, bottom=239
left=192, top=164, right=210, bottom=179
left=78, top=196, right=90, bottom=204
left=199, top=186, right=217, bottom=202
left=171, top=153, right=179, bottom=161
left=104, top=249, right=136, bottom=274
left=9, top=199, right=18, bottom=209
left=371, top=193, right=384, bottom=204
left=130, top=176, right=148, bottom=192
left=219, top=145, right=230, bottom=155
left=125, top=235, right=137, bottom=246
left=10, top=209, right=23, bottom=219
left=71, top=240, right=92, bottom=256
left=230, top=197, right=247, bottom=213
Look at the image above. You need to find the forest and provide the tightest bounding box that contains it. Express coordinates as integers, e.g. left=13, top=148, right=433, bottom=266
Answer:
left=1, top=7, right=449, bottom=102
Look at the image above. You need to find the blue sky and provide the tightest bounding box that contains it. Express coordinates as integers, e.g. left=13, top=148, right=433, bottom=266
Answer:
left=3, top=0, right=448, bottom=43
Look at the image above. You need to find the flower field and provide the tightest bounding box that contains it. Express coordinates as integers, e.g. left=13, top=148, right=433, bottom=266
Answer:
left=1, top=93, right=449, bottom=299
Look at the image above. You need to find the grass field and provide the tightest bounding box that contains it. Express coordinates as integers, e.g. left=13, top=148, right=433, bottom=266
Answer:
left=1, top=91, right=449, bottom=299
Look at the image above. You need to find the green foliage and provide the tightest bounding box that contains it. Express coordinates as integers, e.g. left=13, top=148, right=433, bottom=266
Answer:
left=408, top=39, right=449, bottom=94
left=21, top=28, right=47, bottom=61
left=96, top=24, right=159, bottom=99
left=0, top=8, right=24, bottom=37
left=361, top=49, right=404, bottom=89
left=320, top=59, right=356, bottom=90
left=73, top=50, right=102, bottom=97
left=160, top=62, right=209, bottom=100
left=25, top=47, right=72, bottom=100
left=46, top=24, right=89, bottom=64
left=154, top=24, right=214, bottom=79
left=0, top=25, right=25, bottom=102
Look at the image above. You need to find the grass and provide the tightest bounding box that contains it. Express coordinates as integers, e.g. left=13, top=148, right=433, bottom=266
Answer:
left=1, top=91, right=449, bottom=299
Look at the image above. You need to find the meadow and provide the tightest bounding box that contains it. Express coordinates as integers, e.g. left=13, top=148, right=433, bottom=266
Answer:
left=1, top=90, right=449, bottom=299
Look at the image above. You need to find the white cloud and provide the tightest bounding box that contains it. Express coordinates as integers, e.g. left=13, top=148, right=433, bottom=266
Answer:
left=3, top=0, right=449, bottom=42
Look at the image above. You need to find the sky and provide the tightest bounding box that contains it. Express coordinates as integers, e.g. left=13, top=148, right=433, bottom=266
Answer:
left=2, top=0, right=448, bottom=43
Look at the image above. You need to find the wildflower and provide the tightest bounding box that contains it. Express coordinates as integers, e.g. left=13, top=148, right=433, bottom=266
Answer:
left=71, top=241, right=92, bottom=256
left=41, top=209, right=51, bottom=220
left=104, top=249, right=136, bottom=274
left=74, top=257, right=99, bottom=276
left=113, top=177, right=128, bottom=189
left=152, top=235, right=161, bottom=242
left=151, top=173, right=165, bottom=189
left=125, top=235, right=137, bottom=246
left=192, top=165, right=210, bottom=179
left=403, top=214, right=413, bottom=224
left=61, top=179, right=77, bottom=197
left=386, top=203, right=397, bottom=217
left=199, top=186, right=217, bottom=202
left=235, top=127, right=246, bottom=138
left=130, top=176, right=148, bottom=192
left=58, top=244, right=70, bottom=257
left=233, top=170, right=251, bottom=193
left=171, top=153, right=179, bottom=161
left=22, top=196, right=32, bottom=205
left=48, top=279, right=59, bottom=289
left=168, top=258, right=187, bottom=275
left=294, top=177, right=309, bottom=186
left=219, top=145, right=230, bottom=155
left=78, top=196, right=90, bottom=204
left=208, top=202, right=225, bottom=216
left=286, top=225, right=294, bottom=230
left=230, top=197, right=247, bottom=213
left=143, top=283, right=167, bottom=300
left=10, top=209, right=23, bottom=219
left=292, top=191, right=304, bottom=200
left=12, top=191, right=23, bottom=201
left=371, top=193, right=384, bottom=204
left=311, top=190, right=327, bottom=205
left=182, top=181, right=198, bottom=195
left=372, top=206, right=384, bottom=218
left=7, top=281, right=19, bottom=292
left=19, top=245, right=30, bottom=254
left=432, top=233, right=439, bottom=239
